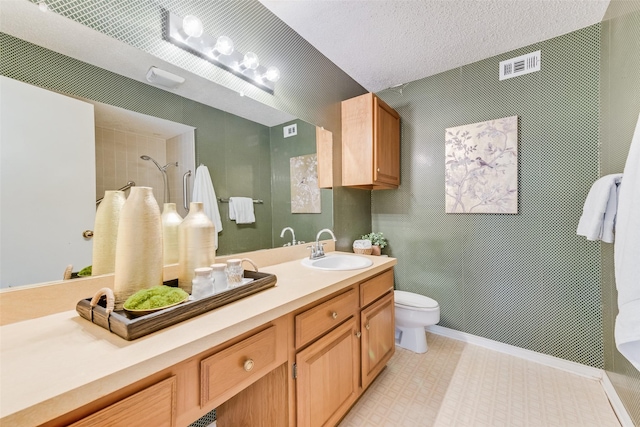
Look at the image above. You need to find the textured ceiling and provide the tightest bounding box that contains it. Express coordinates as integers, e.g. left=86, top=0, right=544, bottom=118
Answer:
left=1, top=0, right=611, bottom=126
left=260, top=0, right=610, bottom=92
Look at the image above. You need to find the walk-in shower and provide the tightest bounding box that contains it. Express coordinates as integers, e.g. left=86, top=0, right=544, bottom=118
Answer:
left=140, top=155, right=178, bottom=203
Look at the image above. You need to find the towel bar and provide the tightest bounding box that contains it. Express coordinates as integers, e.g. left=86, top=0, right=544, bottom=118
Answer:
left=218, top=198, right=263, bottom=204
left=96, top=181, right=135, bottom=205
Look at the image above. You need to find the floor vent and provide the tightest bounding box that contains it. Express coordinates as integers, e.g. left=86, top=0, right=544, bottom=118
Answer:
left=499, top=50, right=541, bottom=81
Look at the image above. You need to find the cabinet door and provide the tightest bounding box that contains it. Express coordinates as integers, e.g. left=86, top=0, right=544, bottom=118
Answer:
left=296, top=317, right=360, bottom=427
left=316, top=127, right=334, bottom=189
left=373, top=96, right=400, bottom=187
left=361, top=292, right=395, bottom=389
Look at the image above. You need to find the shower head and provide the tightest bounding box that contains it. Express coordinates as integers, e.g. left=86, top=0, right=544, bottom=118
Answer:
left=140, top=154, right=163, bottom=172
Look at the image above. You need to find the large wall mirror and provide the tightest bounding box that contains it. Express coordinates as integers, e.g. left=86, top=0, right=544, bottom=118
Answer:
left=0, top=3, right=334, bottom=288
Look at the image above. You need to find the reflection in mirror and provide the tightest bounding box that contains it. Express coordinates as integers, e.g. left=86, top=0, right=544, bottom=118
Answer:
left=0, top=75, right=332, bottom=288
left=0, top=3, right=336, bottom=287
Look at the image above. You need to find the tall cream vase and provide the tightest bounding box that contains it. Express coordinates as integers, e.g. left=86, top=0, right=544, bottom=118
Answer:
left=114, top=187, right=163, bottom=310
left=178, top=202, right=216, bottom=294
left=162, top=203, right=183, bottom=265
left=92, top=190, right=126, bottom=276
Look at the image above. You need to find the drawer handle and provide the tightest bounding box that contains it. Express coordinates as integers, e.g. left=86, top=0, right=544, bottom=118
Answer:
left=365, top=323, right=370, bottom=330
left=355, top=331, right=362, bottom=338
left=243, top=359, right=254, bottom=372
left=331, top=311, right=338, bottom=319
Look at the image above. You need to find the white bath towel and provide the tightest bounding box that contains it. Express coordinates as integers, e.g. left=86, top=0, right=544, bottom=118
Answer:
left=228, top=197, right=255, bottom=224
left=577, top=173, right=623, bottom=243
left=615, top=112, right=640, bottom=371
left=192, top=165, right=223, bottom=249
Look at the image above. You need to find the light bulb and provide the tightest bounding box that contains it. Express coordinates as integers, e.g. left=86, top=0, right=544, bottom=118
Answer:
left=241, top=52, right=259, bottom=70
left=263, top=66, right=281, bottom=82
left=38, top=1, right=48, bottom=12
left=182, top=15, right=203, bottom=38
left=214, top=36, right=234, bottom=56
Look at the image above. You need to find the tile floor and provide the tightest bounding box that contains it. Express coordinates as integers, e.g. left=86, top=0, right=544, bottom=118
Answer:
left=339, top=332, right=621, bottom=427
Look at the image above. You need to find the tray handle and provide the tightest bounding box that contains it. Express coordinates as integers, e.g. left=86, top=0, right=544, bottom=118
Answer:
left=240, top=258, right=259, bottom=272
left=90, top=288, right=115, bottom=330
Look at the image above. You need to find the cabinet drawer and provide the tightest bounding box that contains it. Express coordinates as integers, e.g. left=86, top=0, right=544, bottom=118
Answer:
left=201, top=324, right=283, bottom=408
left=295, top=289, right=358, bottom=348
left=70, top=376, right=177, bottom=427
left=360, top=269, right=394, bottom=307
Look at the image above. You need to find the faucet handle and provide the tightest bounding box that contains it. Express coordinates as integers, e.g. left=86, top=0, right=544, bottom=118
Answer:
left=317, top=242, right=326, bottom=257
left=307, top=245, right=317, bottom=259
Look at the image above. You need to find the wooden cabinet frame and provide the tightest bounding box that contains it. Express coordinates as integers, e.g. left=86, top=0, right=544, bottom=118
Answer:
left=342, top=93, right=400, bottom=189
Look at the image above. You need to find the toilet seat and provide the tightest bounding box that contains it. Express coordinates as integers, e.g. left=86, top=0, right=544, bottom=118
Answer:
left=394, top=290, right=439, bottom=310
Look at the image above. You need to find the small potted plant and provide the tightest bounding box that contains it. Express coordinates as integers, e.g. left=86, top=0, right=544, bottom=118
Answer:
left=361, top=232, right=387, bottom=256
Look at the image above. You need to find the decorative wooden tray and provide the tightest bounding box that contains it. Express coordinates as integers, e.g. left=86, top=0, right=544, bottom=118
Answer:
left=76, top=271, right=277, bottom=341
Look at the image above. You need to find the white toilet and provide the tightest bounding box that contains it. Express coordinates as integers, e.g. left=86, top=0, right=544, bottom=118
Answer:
left=394, top=290, right=440, bottom=353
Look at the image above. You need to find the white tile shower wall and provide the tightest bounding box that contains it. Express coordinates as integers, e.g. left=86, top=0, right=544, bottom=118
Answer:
left=167, top=131, right=195, bottom=217
left=95, top=126, right=166, bottom=206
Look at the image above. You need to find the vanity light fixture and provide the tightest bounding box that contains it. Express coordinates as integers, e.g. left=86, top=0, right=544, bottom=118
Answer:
left=212, top=36, right=234, bottom=57
left=181, top=15, right=203, bottom=38
left=239, top=52, right=259, bottom=70
left=163, top=9, right=280, bottom=94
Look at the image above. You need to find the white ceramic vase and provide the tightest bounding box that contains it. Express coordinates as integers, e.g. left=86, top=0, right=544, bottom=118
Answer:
left=92, top=190, right=126, bottom=276
left=114, top=187, right=163, bottom=310
left=161, top=203, right=183, bottom=265
left=178, top=202, right=216, bottom=294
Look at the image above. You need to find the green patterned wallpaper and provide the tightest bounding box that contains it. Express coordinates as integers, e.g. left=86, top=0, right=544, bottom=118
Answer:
left=376, top=25, right=603, bottom=367
left=270, top=120, right=334, bottom=247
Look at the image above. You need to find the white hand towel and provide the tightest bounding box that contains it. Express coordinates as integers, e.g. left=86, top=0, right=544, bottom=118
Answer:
left=192, top=165, right=223, bottom=249
left=228, top=197, right=255, bottom=224
left=615, top=112, right=640, bottom=371
left=576, top=173, right=623, bottom=243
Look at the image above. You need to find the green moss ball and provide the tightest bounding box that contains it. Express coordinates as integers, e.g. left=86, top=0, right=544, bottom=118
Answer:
left=123, top=286, right=188, bottom=310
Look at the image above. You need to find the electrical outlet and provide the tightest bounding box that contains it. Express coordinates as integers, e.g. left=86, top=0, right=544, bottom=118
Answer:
left=283, top=124, right=297, bottom=138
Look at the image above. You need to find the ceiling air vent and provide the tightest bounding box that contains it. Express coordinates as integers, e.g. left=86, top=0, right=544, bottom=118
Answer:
left=499, top=50, right=541, bottom=81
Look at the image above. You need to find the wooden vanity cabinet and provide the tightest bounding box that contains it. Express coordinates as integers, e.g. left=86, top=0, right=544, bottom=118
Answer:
left=295, top=317, right=360, bottom=427
left=361, top=292, right=395, bottom=389
left=293, top=268, right=395, bottom=426
left=342, top=93, right=400, bottom=189
left=68, top=377, right=177, bottom=427
left=359, top=268, right=395, bottom=390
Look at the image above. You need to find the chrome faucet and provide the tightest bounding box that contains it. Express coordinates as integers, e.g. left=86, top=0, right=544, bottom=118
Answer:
left=309, top=228, right=337, bottom=259
left=280, top=227, right=297, bottom=246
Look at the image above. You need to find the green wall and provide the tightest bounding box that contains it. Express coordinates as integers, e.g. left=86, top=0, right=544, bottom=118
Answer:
left=194, top=109, right=273, bottom=255
left=600, top=2, right=640, bottom=423
left=376, top=26, right=603, bottom=367
left=270, top=120, right=334, bottom=246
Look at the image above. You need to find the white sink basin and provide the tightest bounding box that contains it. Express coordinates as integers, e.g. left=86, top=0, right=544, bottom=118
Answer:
left=301, top=253, right=373, bottom=271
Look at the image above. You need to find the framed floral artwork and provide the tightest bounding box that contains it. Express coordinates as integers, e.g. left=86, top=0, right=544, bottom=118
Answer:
left=445, top=116, right=518, bottom=213
left=290, top=153, right=321, bottom=213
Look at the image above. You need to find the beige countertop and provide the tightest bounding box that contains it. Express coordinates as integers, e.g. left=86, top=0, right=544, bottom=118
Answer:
left=0, top=252, right=396, bottom=426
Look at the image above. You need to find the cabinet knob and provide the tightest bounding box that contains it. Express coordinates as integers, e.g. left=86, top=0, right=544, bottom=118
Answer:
left=243, top=359, right=254, bottom=372
left=377, top=168, right=381, bottom=172
left=355, top=331, right=362, bottom=338
left=331, top=311, right=338, bottom=319
left=365, top=323, right=370, bottom=330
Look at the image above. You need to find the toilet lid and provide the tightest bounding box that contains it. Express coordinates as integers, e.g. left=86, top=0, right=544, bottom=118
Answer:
left=394, top=290, right=439, bottom=309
